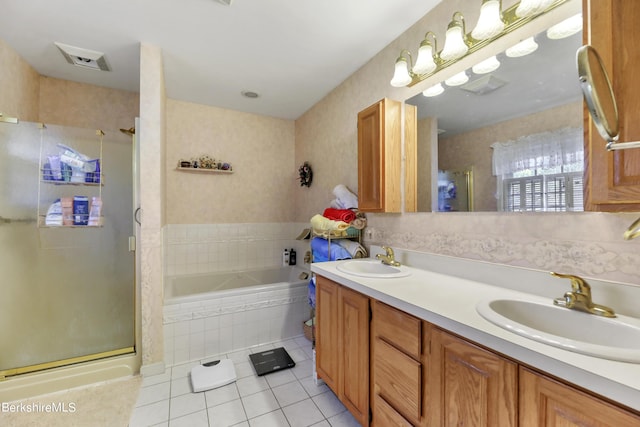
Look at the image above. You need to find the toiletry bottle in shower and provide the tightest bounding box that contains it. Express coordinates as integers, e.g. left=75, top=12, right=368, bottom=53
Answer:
left=283, top=249, right=290, bottom=266
left=289, top=248, right=296, bottom=265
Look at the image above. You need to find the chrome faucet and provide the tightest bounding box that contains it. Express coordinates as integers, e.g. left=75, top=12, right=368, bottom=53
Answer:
left=551, top=272, right=616, bottom=318
left=376, top=246, right=401, bottom=267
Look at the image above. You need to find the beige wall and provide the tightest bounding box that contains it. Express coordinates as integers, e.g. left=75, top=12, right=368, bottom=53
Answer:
left=438, top=102, right=583, bottom=212
left=39, top=77, right=139, bottom=131
left=165, top=99, right=296, bottom=224
left=294, top=0, right=640, bottom=284
left=0, top=39, right=40, bottom=121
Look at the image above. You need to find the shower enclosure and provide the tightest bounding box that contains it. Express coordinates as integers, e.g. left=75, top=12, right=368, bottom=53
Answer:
left=0, top=119, right=135, bottom=380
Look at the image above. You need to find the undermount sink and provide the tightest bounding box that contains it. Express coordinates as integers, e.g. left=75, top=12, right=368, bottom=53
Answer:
left=476, top=298, right=640, bottom=362
left=336, top=259, right=411, bottom=278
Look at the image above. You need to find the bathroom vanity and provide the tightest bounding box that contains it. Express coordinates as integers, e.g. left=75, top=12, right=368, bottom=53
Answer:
left=311, top=251, right=640, bottom=426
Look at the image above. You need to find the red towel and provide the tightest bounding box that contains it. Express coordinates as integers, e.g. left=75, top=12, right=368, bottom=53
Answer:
left=323, top=208, right=356, bottom=224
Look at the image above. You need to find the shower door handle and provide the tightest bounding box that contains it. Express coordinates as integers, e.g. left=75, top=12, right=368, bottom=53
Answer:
left=134, top=207, right=141, bottom=225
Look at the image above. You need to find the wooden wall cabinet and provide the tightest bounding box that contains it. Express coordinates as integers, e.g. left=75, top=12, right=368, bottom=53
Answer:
left=583, top=0, right=640, bottom=211
left=315, top=276, right=370, bottom=426
left=357, top=98, right=416, bottom=213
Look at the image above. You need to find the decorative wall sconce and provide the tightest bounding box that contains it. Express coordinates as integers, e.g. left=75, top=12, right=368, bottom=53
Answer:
left=390, top=0, right=571, bottom=88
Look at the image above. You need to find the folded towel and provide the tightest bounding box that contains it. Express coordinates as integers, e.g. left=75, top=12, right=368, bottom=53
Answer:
left=311, top=237, right=352, bottom=262
left=350, top=217, right=367, bottom=230
left=329, top=199, right=344, bottom=209
left=333, top=184, right=358, bottom=209
left=335, top=240, right=368, bottom=259
left=323, top=208, right=356, bottom=224
left=310, top=214, right=349, bottom=232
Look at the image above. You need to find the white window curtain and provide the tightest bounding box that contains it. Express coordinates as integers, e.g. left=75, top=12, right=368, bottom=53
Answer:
left=491, top=127, right=583, bottom=176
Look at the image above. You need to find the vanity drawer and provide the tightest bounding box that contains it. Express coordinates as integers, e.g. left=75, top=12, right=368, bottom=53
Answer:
left=373, top=393, right=413, bottom=427
left=373, top=300, right=421, bottom=359
left=374, top=337, right=422, bottom=421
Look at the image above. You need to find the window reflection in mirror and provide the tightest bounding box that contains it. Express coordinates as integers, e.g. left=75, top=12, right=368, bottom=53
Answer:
left=406, top=25, right=583, bottom=212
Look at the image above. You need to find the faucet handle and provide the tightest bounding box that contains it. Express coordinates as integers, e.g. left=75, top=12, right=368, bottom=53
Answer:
left=550, top=272, right=592, bottom=297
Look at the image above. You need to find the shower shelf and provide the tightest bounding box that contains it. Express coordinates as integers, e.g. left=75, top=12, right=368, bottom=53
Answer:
left=176, top=167, right=233, bottom=174
left=40, top=180, right=103, bottom=186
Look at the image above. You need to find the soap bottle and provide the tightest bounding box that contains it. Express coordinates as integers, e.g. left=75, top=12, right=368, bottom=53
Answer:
left=283, top=249, right=290, bottom=266
left=289, top=248, right=297, bottom=266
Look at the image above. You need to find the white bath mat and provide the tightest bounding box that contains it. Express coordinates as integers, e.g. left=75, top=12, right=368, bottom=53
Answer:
left=191, top=359, right=237, bottom=392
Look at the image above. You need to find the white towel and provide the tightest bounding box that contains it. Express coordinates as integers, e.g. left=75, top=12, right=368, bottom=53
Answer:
left=333, top=184, right=358, bottom=209
left=329, top=199, right=344, bottom=209
left=335, top=240, right=368, bottom=259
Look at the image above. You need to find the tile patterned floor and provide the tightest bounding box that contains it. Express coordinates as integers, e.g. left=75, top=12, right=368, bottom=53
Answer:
left=129, top=336, right=360, bottom=427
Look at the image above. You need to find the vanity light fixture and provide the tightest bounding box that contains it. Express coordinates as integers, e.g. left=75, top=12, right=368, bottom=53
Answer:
left=471, top=0, right=505, bottom=40
left=505, top=36, right=539, bottom=58
left=412, top=32, right=439, bottom=75
left=390, top=50, right=414, bottom=87
left=445, top=71, right=469, bottom=87
left=390, top=0, right=570, bottom=87
left=472, top=55, right=501, bottom=74
left=440, top=12, right=470, bottom=61
left=423, top=83, right=445, bottom=97
left=547, top=13, right=582, bottom=40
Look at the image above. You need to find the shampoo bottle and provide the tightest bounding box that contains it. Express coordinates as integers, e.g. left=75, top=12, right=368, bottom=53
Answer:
left=283, top=249, right=290, bottom=266
left=289, top=248, right=297, bottom=265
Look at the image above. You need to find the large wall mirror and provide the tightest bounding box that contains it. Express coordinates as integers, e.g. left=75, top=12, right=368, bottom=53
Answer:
left=406, top=17, right=583, bottom=212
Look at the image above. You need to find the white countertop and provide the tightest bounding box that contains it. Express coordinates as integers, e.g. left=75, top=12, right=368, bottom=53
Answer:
left=310, top=255, right=640, bottom=413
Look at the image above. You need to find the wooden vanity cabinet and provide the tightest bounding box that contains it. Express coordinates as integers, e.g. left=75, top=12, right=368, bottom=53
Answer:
left=583, top=0, right=640, bottom=211
left=315, top=276, right=370, bottom=426
left=371, top=300, right=424, bottom=426
left=428, top=328, right=518, bottom=427
left=316, top=274, right=640, bottom=426
left=520, top=367, right=640, bottom=426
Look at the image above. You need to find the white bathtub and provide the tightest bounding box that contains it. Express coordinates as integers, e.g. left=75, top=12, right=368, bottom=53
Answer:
left=164, top=266, right=310, bottom=304
left=163, top=266, right=312, bottom=365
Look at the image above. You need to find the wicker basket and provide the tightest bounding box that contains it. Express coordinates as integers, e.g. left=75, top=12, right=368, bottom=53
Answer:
left=303, top=319, right=315, bottom=342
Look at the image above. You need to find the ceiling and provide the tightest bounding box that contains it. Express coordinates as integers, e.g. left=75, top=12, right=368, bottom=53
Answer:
left=0, top=0, right=443, bottom=120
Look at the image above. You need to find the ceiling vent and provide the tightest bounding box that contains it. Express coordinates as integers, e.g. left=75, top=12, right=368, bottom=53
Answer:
left=459, top=74, right=506, bottom=95
left=55, top=42, right=110, bottom=71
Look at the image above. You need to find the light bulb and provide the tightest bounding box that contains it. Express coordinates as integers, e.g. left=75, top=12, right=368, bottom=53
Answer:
left=423, top=83, right=445, bottom=97
left=471, top=0, right=504, bottom=40
left=390, top=57, right=412, bottom=87
left=547, top=14, right=582, bottom=40
left=413, top=43, right=437, bottom=75
left=505, top=37, right=538, bottom=58
left=445, top=71, right=469, bottom=86
left=472, top=56, right=500, bottom=74
left=441, top=13, right=469, bottom=61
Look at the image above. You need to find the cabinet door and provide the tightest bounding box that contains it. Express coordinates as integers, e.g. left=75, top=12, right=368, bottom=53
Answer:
left=357, top=98, right=402, bottom=213
left=315, top=276, right=341, bottom=393
left=428, top=328, right=518, bottom=427
left=340, top=286, right=370, bottom=426
left=584, top=0, right=640, bottom=211
left=520, top=367, right=640, bottom=426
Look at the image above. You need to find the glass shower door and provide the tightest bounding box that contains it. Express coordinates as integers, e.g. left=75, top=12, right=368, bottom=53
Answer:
left=0, top=121, right=135, bottom=378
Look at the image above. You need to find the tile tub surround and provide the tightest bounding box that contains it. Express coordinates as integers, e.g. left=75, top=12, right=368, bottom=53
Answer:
left=164, top=223, right=310, bottom=276
left=163, top=282, right=310, bottom=366
left=130, top=337, right=360, bottom=427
